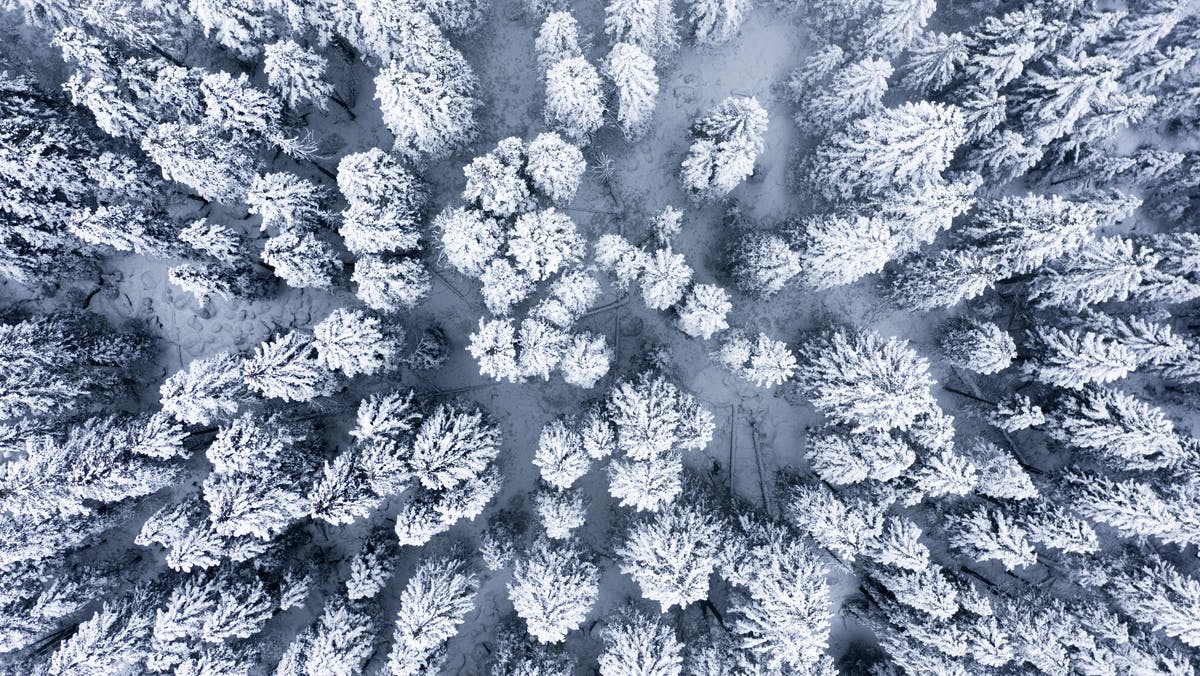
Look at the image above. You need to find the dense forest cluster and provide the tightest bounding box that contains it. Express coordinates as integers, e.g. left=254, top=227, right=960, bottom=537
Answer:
left=1, top=0, right=1200, bottom=673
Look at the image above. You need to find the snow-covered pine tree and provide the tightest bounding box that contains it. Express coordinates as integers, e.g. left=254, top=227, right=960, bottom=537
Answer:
left=616, top=498, right=722, bottom=611
left=160, top=351, right=250, bottom=425
left=1024, top=326, right=1139, bottom=389
left=1048, top=386, right=1183, bottom=470
left=681, top=96, right=768, bottom=201
left=939, top=317, right=1016, bottom=375
left=373, top=10, right=480, bottom=162
left=676, top=283, right=731, bottom=339
left=795, top=327, right=937, bottom=432
left=525, top=132, right=586, bottom=205
left=805, top=427, right=915, bottom=485
left=407, top=401, right=501, bottom=490
left=262, top=231, right=343, bottom=289
left=544, top=56, right=606, bottom=143
left=560, top=332, right=613, bottom=388
left=640, top=247, right=693, bottom=310
left=946, top=507, right=1037, bottom=570
left=597, top=607, right=685, bottom=676
left=313, top=308, right=401, bottom=378
left=683, top=0, right=750, bottom=45
left=508, top=538, right=599, bottom=644
left=263, top=40, right=333, bottom=110
left=247, top=172, right=327, bottom=234
left=811, top=101, right=966, bottom=200
left=534, top=486, right=588, bottom=539
left=469, top=318, right=522, bottom=382
left=604, top=0, right=679, bottom=57
left=387, top=554, right=479, bottom=675
left=508, top=208, right=585, bottom=282
left=347, top=527, right=399, bottom=600
left=729, top=230, right=802, bottom=298
left=793, top=213, right=897, bottom=290
left=241, top=331, right=338, bottom=402
left=436, top=207, right=504, bottom=277
left=721, top=519, right=832, bottom=672
left=535, top=11, right=583, bottom=71
left=352, top=256, right=432, bottom=313
left=604, top=42, right=659, bottom=140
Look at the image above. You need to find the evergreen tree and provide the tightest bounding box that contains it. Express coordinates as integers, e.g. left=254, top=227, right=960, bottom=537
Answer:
left=793, top=214, right=897, bottom=290
left=721, top=520, right=832, bottom=671
left=939, top=318, right=1016, bottom=375
left=729, top=231, right=802, bottom=298
left=508, top=538, right=599, bottom=644
left=352, top=256, right=432, bottom=313
left=560, top=332, right=613, bottom=388
left=615, top=499, right=722, bottom=611
left=346, top=527, right=399, bottom=600
left=604, top=0, right=679, bottom=57
left=946, top=507, right=1037, bottom=570
left=525, top=132, right=586, bottom=205
left=604, top=43, right=659, bottom=140
left=795, top=328, right=937, bottom=432
left=1048, top=386, right=1183, bottom=470
left=1109, top=554, right=1200, bottom=647
left=313, top=308, right=401, bottom=378
left=407, top=401, right=501, bottom=491
left=241, top=331, right=338, bottom=402
left=387, top=554, right=479, bottom=675
left=263, top=40, right=333, bottom=110
left=508, top=208, right=584, bottom=282
left=811, top=101, right=965, bottom=200
left=681, top=97, right=768, bottom=201
left=535, top=11, right=583, bottom=72
left=373, top=10, right=480, bottom=162
left=436, top=207, right=504, bottom=277
left=462, top=137, right=535, bottom=218
left=247, top=172, right=327, bottom=234
left=1024, top=326, right=1139, bottom=389
left=684, top=0, right=750, bottom=45
left=640, top=247, right=692, bottom=310
left=676, top=283, right=731, bottom=339
left=262, top=231, right=343, bottom=289
left=534, top=486, right=588, bottom=539
left=797, top=58, right=892, bottom=133
left=534, top=418, right=591, bottom=489
left=598, top=608, right=684, bottom=676
left=160, top=351, right=250, bottom=425
left=544, top=56, right=606, bottom=142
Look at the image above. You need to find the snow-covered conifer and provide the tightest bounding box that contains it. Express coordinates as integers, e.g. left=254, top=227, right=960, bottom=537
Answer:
left=729, top=231, right=801, bottom=297
left=534, top=487, right=588, bottom=539
left=795, top=328, right=936, bottom=432
left=179, top=219, right=241, bottom=265
left=535, top=12, right=583, bottom=72
left=241, top=331, right=337, bottom=402
left=408, top=402, right=501, bottom=490
left=1109, top=555, right=1200, bottom=647
left=676, top=284, right=731, bottom=339
left=991, top=394, right=1045, bottom=432
left=263, top=40, right=333, bottom=110
left=313, top=308, right=401, bottom=378
left=866, top=515, right=930, bottom=571
left=722, top=521, right=832, bottom=671
left=616, top=499, right=721, bottom=611
left=640, top=248, right=693, bottom=310
left=534, top=419, right=590, bottom=489
left=598, top=608, right=684, bottom=676
left=525, top=132, right=586, bottom=204
left=805, top=427, right=915, bottom=485
left=812, top=101, right=966, bottom=200
left=463, top=138, right=534, bottom=218
left=352, top=256, right=431, bottom=313
left=608, top=453, right=685, bottom=512
left=560, top=333, right=613, bottom=388
left=939, top=318, right=1016, bottom=375
left=533, top=270, right=601, bottom=327
left=968, top=440, right=1037, bottom=501
left=374, top=12, right=480, bottom=162
left=604, top=0, right=679, bottom=57
left=436, top=207, right=504, bottom=277
left=336, top=148, right=426, bottom=210
left=160, top=351, right=249, bottom=425
left=247, top=172, right=326, bottom=233
left=946, top=508, right=1037, bottom=570
left=684, top=0, right=750, bottom=45
left=595, top=233, right=650, bottom=289
left=388, top=555, right=479, bottom=675
left=141, top=122, right=257, bottom=202
left=799, top=58, right=893, bottom=133
left=901, top=31, right=968, bottom=93
left=262, top=231, right=343, bottom=289
left=604, top=43, right=659, bottom=140
left=469, top=318, right=521, bottom=382
left=347, top=527, right=399, bottom=600
left=508, top=538, right=599, bottom=643
left=681, top=97, right=768, bottom=201
left=508, top=209, right=584, bottom=282
left=1024, top=326, right=1139, bottom=389
left=1048, top=386, right=1182, bottom=470
left=717, top=332, right=796, bottom=387
left=544, top=56, right=606, bottom=142
left=794, top=214, right=897, bottom=290
left=871, top=564, right=958, bottom=620
left=783, top=483, right=884, bottom=561
left=478, top=259, right=535, bottom=316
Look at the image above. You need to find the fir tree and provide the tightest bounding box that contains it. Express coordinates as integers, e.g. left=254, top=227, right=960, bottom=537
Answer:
left=508, top=538, right=599, bottom=644
left=794, top=214, right=897, bottom=290
left=263, top=40, right=333, bottom=110
left=388, top=554, right=479, bottom=675
left=795, top=327, right=937, bottom=432
left=640, top=247, right=693, bottom=310
left=681, top=97, right=768, bottom=201
left=729, top=231, right=802, bottom=298
left=436, top=207, right=504, bottom=277
left=160, top=351, right=249, bottom=425
left=241, top=331, right=338, bottom=402
left=676, top=283, right=731, bottom=339
left=534, top=487, right=588, bottom=539
left=616, top=499, right=722, bottom=611
left=604, top=43, right=659, bottom=140
left=684, top=0, right=750, bottom=45
left=544, top=56, right=606, bottom=142
left=535, top=11, right=583, bottom=72
left=525, top=132, right=586, bottom=205
left=508, top=208, right=584, bottom=282
left=262, top=231, right=343, bottom=289
left=560, top=332, right=613, bottom=389
left=352, top=256, right=432, bottom=313
left=939, top=318, right=1016, bottom=375
left=598, top=608, right=684, bottom=676
left=313, top=308, right=401, bottom=378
